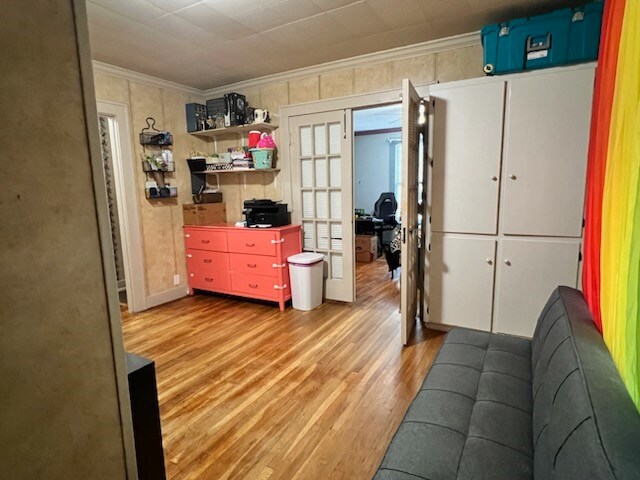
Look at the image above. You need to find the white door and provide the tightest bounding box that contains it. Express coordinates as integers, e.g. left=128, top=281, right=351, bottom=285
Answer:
left=494, top=239, right=581, bottom=337
left=430, top=82, right=506, bottom=234
left=501, top=68, right=594, bottom=237
left=428, top=235, right=496, bottom=331
left=289, top=111, right=354, bottom=302
left=401, top=79, right=422, bottom=345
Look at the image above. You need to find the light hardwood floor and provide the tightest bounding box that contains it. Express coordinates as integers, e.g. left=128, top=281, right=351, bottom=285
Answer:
left=122, top=258, right=445, bottom=480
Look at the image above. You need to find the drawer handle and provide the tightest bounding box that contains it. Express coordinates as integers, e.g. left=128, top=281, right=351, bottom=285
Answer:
left=205, top=278, right=214, bottom=282
left=245, top=243, right=255, bottom=247
left=201, top=240, right=210, bottom=244
left=247, top=263, right=257, bottom=268
left=272, top=263, right=286, bottom=268
left=271, top=239, right=285, bottom=244
left=204, top=259, right=212, bottom=263
left=186, top=254, right=193, bottom=258
left=274, top=284, right=288, bottom=290
left=249, top=283, right=259, bottom=289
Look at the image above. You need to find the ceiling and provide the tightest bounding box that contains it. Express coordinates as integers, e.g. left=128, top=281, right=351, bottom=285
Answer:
left=354, top=104, right=402, bottom=132
left=86, top=0, right=585, bottom=90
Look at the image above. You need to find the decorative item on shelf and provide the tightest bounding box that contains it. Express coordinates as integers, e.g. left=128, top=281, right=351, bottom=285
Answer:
left=223, top=92, right=246, bottom=126
left=253, top=109, right=269, bottom=123
left=185, top=103, right=207, bottom=133
left=139, top=117, right=173, bottom=146
left=251, top=132, right=277, bottom=169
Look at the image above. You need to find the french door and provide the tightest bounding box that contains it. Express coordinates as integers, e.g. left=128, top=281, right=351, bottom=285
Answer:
left=289, top=110, right=355, bottom=302
left=401, top=79, right=423, bottom=345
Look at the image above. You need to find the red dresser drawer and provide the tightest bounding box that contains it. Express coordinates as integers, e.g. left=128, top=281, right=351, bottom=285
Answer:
left=187, top=250, right=230, bottom=292
left=230, top=273, right=280, bottom=299
left=229, top=253, right=281, bottom=277
left=227, top=230, right=278, bottom=256
left=184, top=229, right=228, bottom=252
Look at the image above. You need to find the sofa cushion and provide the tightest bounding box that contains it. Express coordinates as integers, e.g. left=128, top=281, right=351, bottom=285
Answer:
left=374, top=327, right=534, bottom=480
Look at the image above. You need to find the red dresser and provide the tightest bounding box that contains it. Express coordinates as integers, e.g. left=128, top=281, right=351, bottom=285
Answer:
left=184, top=224, right=302, bottom=311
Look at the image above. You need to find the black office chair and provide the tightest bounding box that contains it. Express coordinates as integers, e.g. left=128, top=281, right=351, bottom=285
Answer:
left=374, top=192, right=398, bottom=225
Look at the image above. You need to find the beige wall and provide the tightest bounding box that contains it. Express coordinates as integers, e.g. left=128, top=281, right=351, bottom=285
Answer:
left=0, top=1, right=129, bottom=478
left=94, top=42, right=482, bottom=301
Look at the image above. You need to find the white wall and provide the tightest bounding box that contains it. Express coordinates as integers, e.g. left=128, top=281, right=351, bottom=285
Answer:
left=354, top=132, right=400, bottom=214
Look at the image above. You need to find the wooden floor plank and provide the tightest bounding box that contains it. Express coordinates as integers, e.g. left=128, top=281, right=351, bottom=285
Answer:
left=122, top=258, right=445, bottom=480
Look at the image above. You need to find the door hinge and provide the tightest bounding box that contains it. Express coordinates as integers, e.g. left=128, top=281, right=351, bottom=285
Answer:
left=402, top=227, right=406, bottom=244
left=426, top=306, right=429, bottom=315
left=578, top=250, right=583, bottom=262
left=582, top=218, right=586, bottom=228
left=427, top=243, right=431, bottom=252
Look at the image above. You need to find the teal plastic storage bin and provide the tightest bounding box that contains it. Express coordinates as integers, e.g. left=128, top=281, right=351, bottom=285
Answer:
left=481, top=1, right=603, bottom=75
left=250, top=148, right=274, bottom=169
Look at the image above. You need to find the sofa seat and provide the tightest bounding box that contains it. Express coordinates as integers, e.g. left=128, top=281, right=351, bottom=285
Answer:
left=375, top=329, right=534, bottom=480
left=374, top=287, right=640, bottom=480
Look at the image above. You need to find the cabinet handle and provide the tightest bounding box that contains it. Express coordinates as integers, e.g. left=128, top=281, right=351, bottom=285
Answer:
left=190, top=273, right=194, bottom=277
left=509, top=174, right=517, bottom=180
left=271, top=239, right=285, bottom=244
left=204, top=259, right=212, bottom=263
left=201, top=240, right=210, bottom=244
left=486, top=258, right=493, bottom=265
left=247, top=263, right=257, bottom=268
left=274, top=284, right=288, bottom=290
left=186, top=254, right=193, bottom=258
left=249, top=283, right=259, bottom=288
left=205, top=278, right=214, bottom=282
left=185, top=234, right=190, bottom=238
left=504, top=259, right=511, bottom=266
left=490, top=176, right=498, bottom=181
left=245, top=242, right=255, bottom=247
left=272, top=263, right=286, bottom=268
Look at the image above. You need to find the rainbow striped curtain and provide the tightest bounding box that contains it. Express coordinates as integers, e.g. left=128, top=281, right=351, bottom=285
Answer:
left=583, top=0, right=640, bottom=410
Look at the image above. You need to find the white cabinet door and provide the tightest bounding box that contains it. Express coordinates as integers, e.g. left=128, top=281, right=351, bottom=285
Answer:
left=494, top=239, right=581, bottom=338
left=501, top=68, right=594, bottom=237
left=428, top=235, right=496, bottom=331
left=430, top=81, right=505, bottom=234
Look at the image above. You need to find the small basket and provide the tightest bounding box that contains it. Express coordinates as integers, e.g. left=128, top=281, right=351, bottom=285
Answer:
left=250, top=148, right=274, bottom=169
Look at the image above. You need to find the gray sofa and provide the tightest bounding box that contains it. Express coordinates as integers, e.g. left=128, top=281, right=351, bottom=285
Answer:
left=374, top=287, right=640, bottom=480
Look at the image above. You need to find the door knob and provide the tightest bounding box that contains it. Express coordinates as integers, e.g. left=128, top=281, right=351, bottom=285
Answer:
left=490, top=176, right=498, bottom=181
left=486, top=258, right=493, bottom=265
left=509, top=174, right=517, bottom=180
left=504, top=259, right=511, bottom=266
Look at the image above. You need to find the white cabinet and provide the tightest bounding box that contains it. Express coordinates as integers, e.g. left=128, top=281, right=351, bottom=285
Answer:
left=501, top=69, right=593, bottom=237
left=426, top=65, right=593, bottom=337
left=429, top=235, right=496, bottom=331
left=431, top=82, right=505, bottom=234
left=493, top=239, right=581, bottom=337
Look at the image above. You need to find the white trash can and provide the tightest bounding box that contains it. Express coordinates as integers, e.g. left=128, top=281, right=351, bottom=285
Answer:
left=288, top=252, right=325, bottom=311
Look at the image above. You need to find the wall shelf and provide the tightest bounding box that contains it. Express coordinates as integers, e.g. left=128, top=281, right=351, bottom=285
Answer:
left=192, top=168, right=279, bottom=174
left=189, top=122, right=277, bottom=139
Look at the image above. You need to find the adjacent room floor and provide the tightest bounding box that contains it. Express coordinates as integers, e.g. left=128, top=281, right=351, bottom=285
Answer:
left=122, top=258, right=445, bottom=480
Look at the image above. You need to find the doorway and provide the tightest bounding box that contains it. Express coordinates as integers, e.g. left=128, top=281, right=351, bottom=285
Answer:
left=96, top=101, right=146, bottom=313
left=353, top=104, right=403, bottom=296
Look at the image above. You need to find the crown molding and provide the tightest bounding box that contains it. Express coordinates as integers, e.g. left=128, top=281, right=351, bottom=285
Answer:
left=202, top=31, right=480, bottom=97
left=92, top=31, right=480, bottom=99
left=92, top=60, right=204, bottom=98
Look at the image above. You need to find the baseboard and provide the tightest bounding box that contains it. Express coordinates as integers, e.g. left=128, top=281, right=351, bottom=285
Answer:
left=145, top=287, right=188, bottom=310
left=425, top=323, right=453, bottom=333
